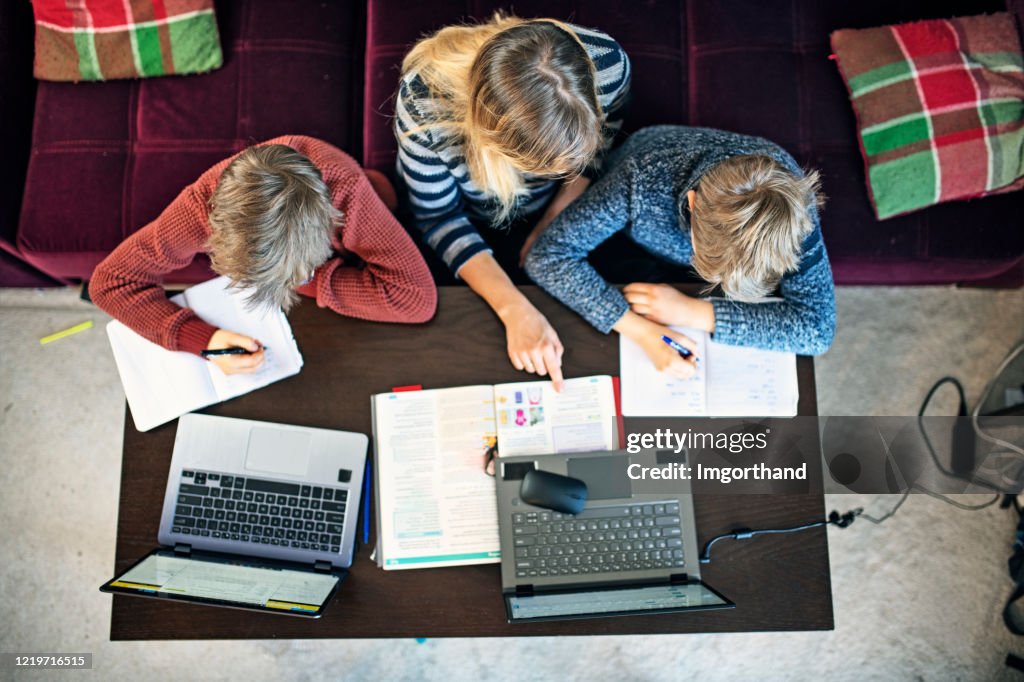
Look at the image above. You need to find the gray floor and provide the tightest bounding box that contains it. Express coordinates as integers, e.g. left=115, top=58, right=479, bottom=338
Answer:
left=1, top=285, right=1022, bottom=681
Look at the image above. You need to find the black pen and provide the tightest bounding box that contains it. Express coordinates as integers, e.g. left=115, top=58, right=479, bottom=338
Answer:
left=200, top=346, right=266, bottom=357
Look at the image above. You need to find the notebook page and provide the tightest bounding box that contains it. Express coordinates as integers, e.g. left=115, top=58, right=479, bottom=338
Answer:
left=176, top=277, right=304, bottom=400
left=372, top=386, right=500, bottom=570
left=619, top=328, right=708, bottom=416
left=106, top=321, right=217, bottom=432
left=705, top=340, right=799, bottom=417
left=493, top=375, right=616, bottom=456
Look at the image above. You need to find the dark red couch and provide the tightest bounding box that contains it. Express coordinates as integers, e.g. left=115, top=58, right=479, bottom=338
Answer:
left=3, top=0, right=1023, bottom=287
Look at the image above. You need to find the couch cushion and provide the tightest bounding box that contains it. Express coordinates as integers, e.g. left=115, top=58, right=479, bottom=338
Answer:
left=830, top=12, right=1024, bottom=220
left=32, top=0, right=223, bottom=82
left=362, top=0, right=689, bottom=173
left=18, top=0, right=365, bottom=282
left=688, top=0, right=1023, bottom=284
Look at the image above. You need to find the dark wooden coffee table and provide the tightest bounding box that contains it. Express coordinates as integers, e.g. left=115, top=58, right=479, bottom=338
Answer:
left=110, top=285, right=831, bottom=639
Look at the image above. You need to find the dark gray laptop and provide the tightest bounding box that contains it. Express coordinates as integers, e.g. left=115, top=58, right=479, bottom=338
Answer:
left=101, top=413, right=368, bottom=617
left=495, top=448, right=733, bottom=622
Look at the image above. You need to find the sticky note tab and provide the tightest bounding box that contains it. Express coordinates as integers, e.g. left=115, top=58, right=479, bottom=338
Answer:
left=39, top=320, right=93, bottom=345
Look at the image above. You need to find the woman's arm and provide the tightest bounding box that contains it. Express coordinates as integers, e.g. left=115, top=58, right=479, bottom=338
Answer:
left=395, top=78, right=492, bottom=276
left=459, top=253, right=564, bottom=390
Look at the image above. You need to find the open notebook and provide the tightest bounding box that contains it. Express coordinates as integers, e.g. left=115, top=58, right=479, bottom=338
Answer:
left=106, top=276, right=303, bottom=432
left=370, top=375, right=619, bottom=570
left=620, top=328, right=798, bottom=417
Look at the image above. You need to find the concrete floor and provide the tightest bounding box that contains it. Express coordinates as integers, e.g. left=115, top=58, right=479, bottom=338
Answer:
left=1, top=285, right=1022, bottom=681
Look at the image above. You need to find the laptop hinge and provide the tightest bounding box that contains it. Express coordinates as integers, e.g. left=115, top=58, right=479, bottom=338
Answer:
left=313, top=560, right=333, bottom=573
left=173, top=543, right=192, bottom=557
left=515, top=584, right=534, bottom=597
left=669, top=573, right=689, bottom=584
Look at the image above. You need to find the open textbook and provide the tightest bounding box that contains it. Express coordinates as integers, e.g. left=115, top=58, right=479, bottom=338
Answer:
left=107, top=276, right=303, bottom=432
left=620, top=328, right=798, bottom=417
left=370, top=376, right=618, bottom=570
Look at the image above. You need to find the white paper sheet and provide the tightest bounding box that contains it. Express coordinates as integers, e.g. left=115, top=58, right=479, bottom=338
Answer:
left=620, top=328, right=798, bottom=417
left=106, top=276, right=303, bottom=431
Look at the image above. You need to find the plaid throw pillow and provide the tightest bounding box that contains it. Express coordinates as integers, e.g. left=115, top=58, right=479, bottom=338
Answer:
left=831, top=13, right=1024, bottom=220
left=32, top=0, right=223, bottom=82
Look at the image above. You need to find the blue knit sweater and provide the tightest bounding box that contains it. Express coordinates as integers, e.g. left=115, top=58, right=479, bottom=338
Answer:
left=524, top=126, right=836, bottom=356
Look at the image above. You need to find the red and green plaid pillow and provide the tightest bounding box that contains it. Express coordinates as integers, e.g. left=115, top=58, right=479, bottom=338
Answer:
left=831, top=13, right=1024, bottom=220
left=32, top=0, right=223, bottom=82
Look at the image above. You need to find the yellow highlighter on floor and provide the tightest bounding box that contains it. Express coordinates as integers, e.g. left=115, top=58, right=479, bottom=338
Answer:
left=39, top=320, right=93, bottom=345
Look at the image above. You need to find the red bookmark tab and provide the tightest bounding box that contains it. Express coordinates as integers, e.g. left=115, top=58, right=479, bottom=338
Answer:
left=391, top=384, right=422, bottom=393
left=612, top=376, right=626, bottom=449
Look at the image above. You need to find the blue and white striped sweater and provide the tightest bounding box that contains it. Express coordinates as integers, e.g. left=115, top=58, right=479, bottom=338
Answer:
left=395, top=23, right=631, bottom=275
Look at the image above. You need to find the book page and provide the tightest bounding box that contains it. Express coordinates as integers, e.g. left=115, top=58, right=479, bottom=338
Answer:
left=706, top=340, right=798, bottom=417
left=619, top=328, right=709, bottom=417
left=106, top=321, right=218, bottom=431
left=373, top=386, right=500, bottom=570
left=177, top=278, right=303, bottom=400
left=493, top=376, right=617, bottom=456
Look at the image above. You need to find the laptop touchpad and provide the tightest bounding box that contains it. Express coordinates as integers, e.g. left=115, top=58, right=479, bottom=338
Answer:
left=245, top=428, right=311, bottom=477
left=567, top=455, right=631, bottom=500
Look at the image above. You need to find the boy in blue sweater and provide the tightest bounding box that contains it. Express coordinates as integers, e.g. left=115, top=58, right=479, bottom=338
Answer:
left=524, top=126, right=835, bottom=379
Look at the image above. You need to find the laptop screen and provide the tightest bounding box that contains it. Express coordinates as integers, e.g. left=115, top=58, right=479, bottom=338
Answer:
left=507, top=582, right=731, bottom=622
left=103, top=549, right=341, bottom=616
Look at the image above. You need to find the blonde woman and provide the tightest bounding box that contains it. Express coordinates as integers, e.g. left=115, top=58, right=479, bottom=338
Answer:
left=395, top=14, right=631, bottom=390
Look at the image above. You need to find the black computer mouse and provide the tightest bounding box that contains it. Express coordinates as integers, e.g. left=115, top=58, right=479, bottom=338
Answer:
left=519, top=469, right=588, bottom=515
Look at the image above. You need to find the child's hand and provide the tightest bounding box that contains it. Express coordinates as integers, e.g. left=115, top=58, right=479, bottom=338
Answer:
left=623, top=283, right=692, bottom=326
left=614, top=310, right=698, bottom=380
left=640, top=326, right=699, bottom=380
left=205, top=329, right=265, bottom=375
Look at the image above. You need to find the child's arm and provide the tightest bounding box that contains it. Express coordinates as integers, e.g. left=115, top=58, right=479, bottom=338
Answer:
left=523, top=157, right=638, bottom=332
left=624, top=224, right=834, bottom=355
left=303, top=171, right=437, bottom=324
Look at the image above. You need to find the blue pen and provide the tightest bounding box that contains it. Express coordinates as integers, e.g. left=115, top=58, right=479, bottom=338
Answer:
left=661, top=335, right=694, bottom=359
left=362, top=458, right=372, bottom=545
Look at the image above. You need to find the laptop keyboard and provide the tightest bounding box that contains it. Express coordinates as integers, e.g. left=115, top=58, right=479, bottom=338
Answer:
left=171, top=470, right=348, bottom=553
left=511, top=502, right=685, bottom=579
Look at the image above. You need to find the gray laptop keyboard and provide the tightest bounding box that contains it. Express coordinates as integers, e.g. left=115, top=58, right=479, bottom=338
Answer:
left=511, top=501, right=685, bottom=579
left=172, top=470, right=348, bottom=553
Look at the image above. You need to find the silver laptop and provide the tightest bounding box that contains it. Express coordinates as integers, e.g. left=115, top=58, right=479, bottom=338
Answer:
left=101, top=413, right=368, bottom=617
left=495, top=448, right=733, bottom=622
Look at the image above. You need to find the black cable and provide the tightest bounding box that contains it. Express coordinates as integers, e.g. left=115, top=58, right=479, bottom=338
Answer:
left=916, top=375, right=1002, bottom=505
left=700, top=376, right=1009, bottom=565
left=699, top=509, right=861, bottom=564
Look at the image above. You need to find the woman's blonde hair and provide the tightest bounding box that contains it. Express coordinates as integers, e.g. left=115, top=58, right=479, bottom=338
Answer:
left=689, top=155, right=824, bottom=302
left=401, top=13, right=603, bottom=223
left=206, top=144, right=338, bottom=311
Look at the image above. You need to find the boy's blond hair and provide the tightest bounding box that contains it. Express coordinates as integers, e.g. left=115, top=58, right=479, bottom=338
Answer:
left=206, top=144, right=338, bottom=311
left=689, top=155, right=823, bottom=301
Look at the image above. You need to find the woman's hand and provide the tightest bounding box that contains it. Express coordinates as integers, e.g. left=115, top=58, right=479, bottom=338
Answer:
left=205, top=329, right=265, bottom=375
left=500, top=301, right=565, bottom=391
left=613, top=310, right=698, bottom=380
left=623, top=283, right=716, bottom=332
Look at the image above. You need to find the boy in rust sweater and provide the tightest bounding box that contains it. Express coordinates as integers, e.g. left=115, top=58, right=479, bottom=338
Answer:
left=91, top=136, right=437, bottom=374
